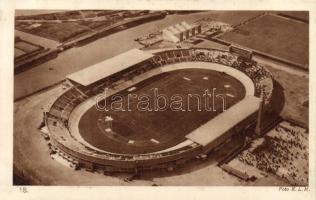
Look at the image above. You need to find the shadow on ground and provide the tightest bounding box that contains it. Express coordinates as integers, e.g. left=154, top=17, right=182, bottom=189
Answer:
left=270, top=80, right=285, bottom=116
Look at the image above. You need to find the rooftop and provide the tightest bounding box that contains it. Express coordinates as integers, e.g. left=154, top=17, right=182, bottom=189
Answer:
left=66, top=48, right=154, bottom=86
left=186, top=96, right=261, bottom=146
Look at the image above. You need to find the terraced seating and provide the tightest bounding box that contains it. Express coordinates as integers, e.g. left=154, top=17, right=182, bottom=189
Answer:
left=173, top=50, right=182, bottom=58
left=167, top=51, right=175, bottom=59
left=160, top=53, right=168, bottom=61
left=181, top=49, right=190, bottom=56
left=151, top=56, right=162, bottom=66
left=49, top=87, right=89, bottom=123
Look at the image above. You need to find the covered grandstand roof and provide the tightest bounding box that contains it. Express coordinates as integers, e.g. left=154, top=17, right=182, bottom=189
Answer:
left=66, top=48, right=154, bottom=86
left=186, top=96, right=261, bottom=146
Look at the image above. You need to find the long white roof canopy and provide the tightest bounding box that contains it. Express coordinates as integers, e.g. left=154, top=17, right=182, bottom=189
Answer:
left=186, top=96, right=260, bottom=146
left=66, top=48, right=154, bottom=86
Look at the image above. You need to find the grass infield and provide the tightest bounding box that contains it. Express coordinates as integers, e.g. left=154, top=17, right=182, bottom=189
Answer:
left=79, top=68, right=245, bottom=154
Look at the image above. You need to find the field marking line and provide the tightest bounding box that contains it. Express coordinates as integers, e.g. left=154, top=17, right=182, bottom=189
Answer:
left=127, top=86, right=137, bottom=92
left=226, top=93, right=235, bottom=98
left=150, top=138, right=160, bottom=144
left=183, top=76, right=191, bottom=81
left=224, top=84, right=231, bottom=88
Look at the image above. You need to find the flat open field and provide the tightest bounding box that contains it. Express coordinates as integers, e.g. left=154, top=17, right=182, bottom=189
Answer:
left=79, top=68, right=245, bottom=154
left=219, top=14, right=308, bottom=68
left=192, top=11, right=264, bottom=26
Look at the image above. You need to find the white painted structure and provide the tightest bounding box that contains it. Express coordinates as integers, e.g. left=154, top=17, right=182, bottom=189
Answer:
left=162, top=21, right=202, bottom=43
left=66, top=48, right=153, bottom=86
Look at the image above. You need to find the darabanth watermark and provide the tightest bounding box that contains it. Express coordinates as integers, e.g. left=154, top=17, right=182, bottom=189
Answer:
left=95, top=87, right=227, bottom=112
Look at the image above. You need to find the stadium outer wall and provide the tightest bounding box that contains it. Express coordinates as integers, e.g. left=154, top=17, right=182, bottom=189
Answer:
left=44, top=47, right=273, bottom=173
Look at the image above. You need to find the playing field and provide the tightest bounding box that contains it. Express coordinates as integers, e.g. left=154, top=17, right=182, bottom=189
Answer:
left=219, top=14, right=308, bottom=68
left=78, top=68, right=245, bottom=154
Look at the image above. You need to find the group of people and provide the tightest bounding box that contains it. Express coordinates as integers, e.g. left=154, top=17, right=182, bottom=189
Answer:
left=191, top=49, right=237, bottom=66
left=190, top=49, right=273, bottom=102
left=238, top=124, right=308, bottom=184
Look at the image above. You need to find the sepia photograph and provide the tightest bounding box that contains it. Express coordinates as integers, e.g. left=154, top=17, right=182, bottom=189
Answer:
left=12, top=9, right=310, bottom=186
left=0, top=0, right=315, bottom=199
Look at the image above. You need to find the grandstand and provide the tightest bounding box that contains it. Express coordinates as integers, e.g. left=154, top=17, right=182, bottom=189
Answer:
left=43, top=47, right=273, bottom=173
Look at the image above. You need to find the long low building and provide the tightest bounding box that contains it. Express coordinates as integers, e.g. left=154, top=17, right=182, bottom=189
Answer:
left=66, top=48, right=154, bottom=86
left=186, top=96, right=261, bottom=152
left=162, top=21, right=202, bottom=43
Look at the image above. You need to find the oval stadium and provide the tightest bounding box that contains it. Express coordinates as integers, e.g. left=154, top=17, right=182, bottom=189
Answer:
left=44, top=47, right=273, bottom=173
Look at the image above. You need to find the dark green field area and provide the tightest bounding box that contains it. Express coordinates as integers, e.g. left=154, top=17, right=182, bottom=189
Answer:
left=79, top=68, right=245, bottom=154
left=219, top=14, right=308, bottom=68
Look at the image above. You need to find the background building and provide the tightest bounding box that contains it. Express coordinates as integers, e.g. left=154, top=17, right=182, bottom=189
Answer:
left=162, top=21, right=202, bottom=43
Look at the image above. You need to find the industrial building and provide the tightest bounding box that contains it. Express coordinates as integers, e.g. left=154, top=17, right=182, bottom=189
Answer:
left=162, top=21, right=202, bottom=43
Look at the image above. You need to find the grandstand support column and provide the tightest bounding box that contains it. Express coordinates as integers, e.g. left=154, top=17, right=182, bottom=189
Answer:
left=74, top=87, right=89, bottom=98
left=255, top=88, right=265, bottom=136
left=134, top=160, right=139, bottom=176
